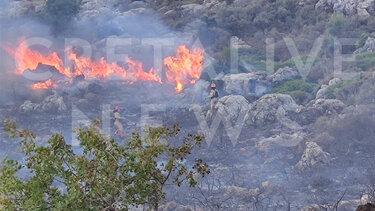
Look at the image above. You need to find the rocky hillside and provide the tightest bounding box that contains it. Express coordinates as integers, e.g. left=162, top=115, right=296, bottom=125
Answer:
left=1, top=0, right=375, bottom=210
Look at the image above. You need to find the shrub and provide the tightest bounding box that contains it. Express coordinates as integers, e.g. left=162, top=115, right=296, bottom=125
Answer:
left=274, top=56, right=310, bottom=71
left=325, top=80, right=359, bottom=101
left=270, top=79, right=319, bottom=104
left=326, top=14, right=357, bottom=37
left=357, top=33, right=375, bottom=48
left=355, top=52, right=375, bottom=70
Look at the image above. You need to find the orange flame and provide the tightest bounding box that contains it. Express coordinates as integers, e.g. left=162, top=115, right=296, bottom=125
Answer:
left=163, top=45, right=203, bottom=93
left=68, top=52, right=161, bottom=83
left=4, top=39, right=203, bottom=93
left=31, top=79, right=58, bottom=90
left=4, top=38, right=70, bottom=76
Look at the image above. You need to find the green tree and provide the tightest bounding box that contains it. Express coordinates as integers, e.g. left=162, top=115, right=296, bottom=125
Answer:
left=0, top=120, right=209, bottom=210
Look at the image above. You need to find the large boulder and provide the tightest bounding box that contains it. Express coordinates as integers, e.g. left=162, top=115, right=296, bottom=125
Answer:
left=221, top=73, right=256, bottom=95
left=298, top=98, right=345, bottom=125
left=355, top=37, right=375, bottom=54
left=296, top=142, right=330, bottom=170
left=267, top=66, right=300, bottom=85
left=213, top=95, right=251, bottom=125
left=246, top=94, right=300, bottom=127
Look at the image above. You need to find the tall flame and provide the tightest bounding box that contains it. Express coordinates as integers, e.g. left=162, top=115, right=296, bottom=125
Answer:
left=163, top=45, right=203, bottom=93
left=3, top=39, right=70, bottom=76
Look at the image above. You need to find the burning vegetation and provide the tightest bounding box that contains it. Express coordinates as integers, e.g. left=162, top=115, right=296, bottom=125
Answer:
left=4, top=39, right=203, bottom=92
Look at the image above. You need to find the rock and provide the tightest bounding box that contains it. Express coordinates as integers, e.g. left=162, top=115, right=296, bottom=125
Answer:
left=127, top=1, right=148, bottom=10
left=298, top=99, right=345, bottom=125
left=19, top=100, right=36, bottom=112
left=267, top=66, right=300, bottom=85
left=356, top=203, right=375, bottom=211
left=121, top=8, right=154, bottom=16
left=316, top=78, right=341, bottom=99
left=246, top=94, right=300, bottom=127
left=231, top=36, right=252, bottom=50
left=20, top=91, right=67, bottom=113
left=181, top=4, right=205, bottom=17
left=355, top=37, right=375, bottom=54
left=315, top=0, right=375, bottom=18
left=328, top=77, right=341, bottom=86
left=213, top=95, right=251, bottom=125
left=316, top=84, right=329, bottom=99
left=301, top=204, right=320, bottom=211
left=296, top=142, right=330, bottom=170
left=256, top=131, right=306, bottom=151
left=5, top=0, right=45, bottom=17
left=221, top=73, right=256, bottom=95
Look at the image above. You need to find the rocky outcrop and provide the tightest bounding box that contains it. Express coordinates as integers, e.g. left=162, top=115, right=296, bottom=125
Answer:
left=315, top=0, right=375, bottom=18
left=20, top=91, right=67, bottom=112
left=246, top=94, right=300, bottom=127
left=267, top=66, right=300, bottom=85
left=296, top=142, right=330, bottom=170
left=219, top=73, right=269, bottom=96
left=356, top=203, right=375, bottom=211
left=256, top=131, right=306, bottom=151
left=4, top=0, right=45, bottom=17
left=355, top=37, right=375, bottom=54
left=231, top=36, right=252, bottom=50
left=316, top=78, right=341, bottom=99
left=298, top=98, right=345, bottom=125
left=213, top=95, right=251, bottom=125
left=221, top=73, right=256, bottom=95
left=301, top=204, right=321, bottom=211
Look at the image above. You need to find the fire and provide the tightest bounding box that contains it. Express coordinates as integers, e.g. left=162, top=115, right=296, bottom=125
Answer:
left=163, top=45, right=203, bottom=92
left=68, top=52, right=161, bottom=83
left=4, top=39, right=203, bottom=93
left=4, top=38, right=70, bottom=76
left=31, top=79, right=58, bottom=90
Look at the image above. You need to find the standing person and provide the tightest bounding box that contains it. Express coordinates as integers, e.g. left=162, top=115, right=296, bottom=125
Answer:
left=209, top=82, right=219, bottom=111
left=113, top=106, right=125, bottom=138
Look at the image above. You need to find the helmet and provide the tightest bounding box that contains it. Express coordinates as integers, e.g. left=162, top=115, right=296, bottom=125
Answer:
left=210, top=82, right=216, bottom=88
left=114, top=106, right=120, bottom=111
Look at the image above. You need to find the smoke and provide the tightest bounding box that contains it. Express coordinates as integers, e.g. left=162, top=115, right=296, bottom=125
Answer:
left=0, top=2, right=208, bottom=105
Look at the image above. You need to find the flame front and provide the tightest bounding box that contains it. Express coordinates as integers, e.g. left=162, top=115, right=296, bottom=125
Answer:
left=4, top=40, right=203, bottom=92
left=31, top=79, right=58, bottom=90
left=4, top=39, right=70, bottom=76
left=163, top=45, right=203, bottom=93
left=68, top=52, right=161, bottom=83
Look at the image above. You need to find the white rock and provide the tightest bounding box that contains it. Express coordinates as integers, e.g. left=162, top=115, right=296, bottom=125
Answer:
left=246, top=94, right=300, bottom=127
left=267, top=66, right=300, bottom=85
left=296, top=142, right=330, bottom=170
left=354, top=37, right=375, bottom=54
left=221, top=73, right=255, bottom=95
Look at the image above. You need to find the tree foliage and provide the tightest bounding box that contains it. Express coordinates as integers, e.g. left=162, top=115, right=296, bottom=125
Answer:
left=0, top=120, right=209, bottom=210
